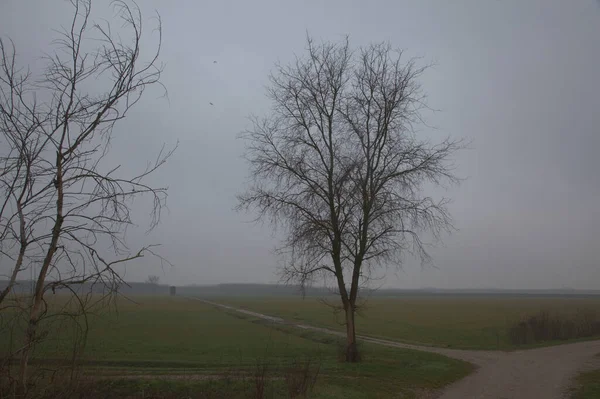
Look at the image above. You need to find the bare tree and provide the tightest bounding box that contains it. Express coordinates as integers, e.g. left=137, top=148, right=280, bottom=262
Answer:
left=238, top=37, right=462, bottom=362
left=0, top=0, right=174, bottom=392
left=146, top=275, right=160, bottom=285
left=146, top=275, right=160, bottom=294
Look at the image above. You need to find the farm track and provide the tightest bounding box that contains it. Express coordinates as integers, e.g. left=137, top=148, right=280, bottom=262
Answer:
left=192, top=297, right=600, bottom=399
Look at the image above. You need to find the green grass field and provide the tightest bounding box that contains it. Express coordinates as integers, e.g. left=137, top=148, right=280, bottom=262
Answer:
left=7, top=294, right=599, bottom=397
left=1, top=296, right=472, bottom=398
left=570, top=353, right=600, bottom=399
left=571, top=369, right=600, bottom=399
left=219, top=296, right=600, bottom=350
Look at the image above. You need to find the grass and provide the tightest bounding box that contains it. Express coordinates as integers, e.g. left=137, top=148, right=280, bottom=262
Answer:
left=570, top=357, right=600, bottom=399
left=218, top=296, right=600, bottom=350
left=17, top=378, right=258, bottom=399
left=1, top=295, right=473, bottom=398
left=83, top=296, right=321, bottom=367
left=571, top=370, right=600, bottom=399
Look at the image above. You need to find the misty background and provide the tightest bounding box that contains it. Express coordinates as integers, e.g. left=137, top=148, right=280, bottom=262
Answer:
left=1, top=0, right=599, bottom=290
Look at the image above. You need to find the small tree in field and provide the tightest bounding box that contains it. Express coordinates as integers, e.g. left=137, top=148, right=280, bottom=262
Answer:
left=0, top=0, right=173, bottom=392
left=146, top=275, right=160, bottom=293
left=146, top=275, right=160, bottom=285
left=238, top=37, right=462, bottom=362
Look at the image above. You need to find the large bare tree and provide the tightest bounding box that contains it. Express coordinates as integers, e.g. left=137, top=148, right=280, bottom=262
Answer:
left=0, top=0, right=173, bottom=392
left=238, top=37, right=462, bottom=362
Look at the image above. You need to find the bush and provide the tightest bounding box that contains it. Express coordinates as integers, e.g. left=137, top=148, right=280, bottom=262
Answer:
left=251, top=361, right=270, bottom=399
left=508, top=309, right=600, bottom=345
left=283, top=358, right=320, bottom=399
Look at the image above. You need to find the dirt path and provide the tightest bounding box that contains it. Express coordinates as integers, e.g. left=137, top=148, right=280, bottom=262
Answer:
left=194, top=298, right=600, bottom=399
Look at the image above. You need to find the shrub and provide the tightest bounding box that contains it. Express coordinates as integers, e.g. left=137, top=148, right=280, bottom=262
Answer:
left=508, top=309, right=600, bottom=345
left=283, top=358, right=320, bottom=399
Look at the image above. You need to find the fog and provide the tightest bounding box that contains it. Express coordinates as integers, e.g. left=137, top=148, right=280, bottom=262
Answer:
left=1, top=0, right=599, bottom=290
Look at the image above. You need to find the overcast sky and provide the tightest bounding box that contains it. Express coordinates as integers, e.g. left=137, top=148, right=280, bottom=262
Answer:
left=1, top=0, right=599, bottom=289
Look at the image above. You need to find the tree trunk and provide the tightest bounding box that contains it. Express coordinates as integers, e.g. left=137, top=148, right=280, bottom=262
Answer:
left=17, top=310, right=39, bottom=396
left=344, top=303, right=360, bottom=362
left=17, top=156, right=64, bottom=394
left=0, top=246, right=24, bottom=305
left=17, top=236, right=61, bottom=395
left=0, top=202, right=27, bottom=306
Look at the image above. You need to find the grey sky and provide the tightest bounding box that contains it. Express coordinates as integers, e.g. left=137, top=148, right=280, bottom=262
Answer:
left=1, top=1, right=599, bottom=289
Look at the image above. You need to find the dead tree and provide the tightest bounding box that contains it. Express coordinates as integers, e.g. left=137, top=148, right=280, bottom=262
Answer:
left=146, top=275, right=160, bottom=294
left=238, top=37, right=462, bottom=362
left=146, top=275, right=160, bottom=285
left=0, top=0, right=174, bottom=392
